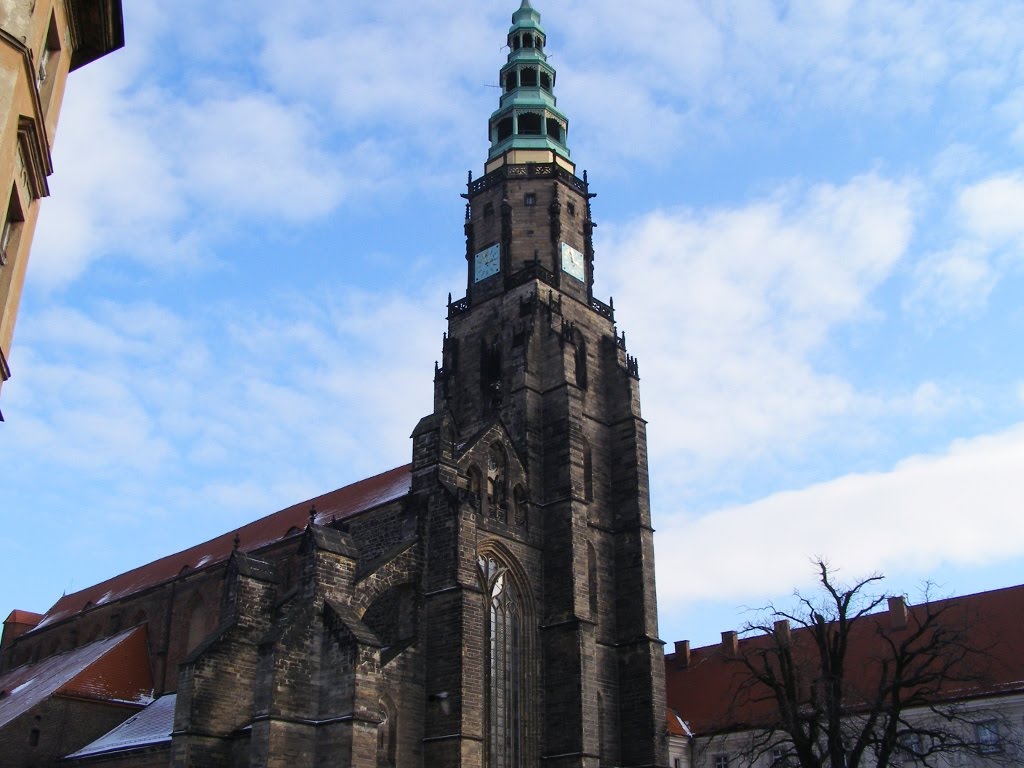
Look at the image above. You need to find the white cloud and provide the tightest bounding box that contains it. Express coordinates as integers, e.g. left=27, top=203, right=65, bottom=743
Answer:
left=656, top=423, right=1024, bottom=607
left=905, top=170, right=1024, bottom=317
left=602, top=174, right=914, bottom=489
left=958, top=172, right=1024, bottom=244
left=905, top=242, right=997, bottom=315
left=553, top=0, right=1024, bottom=161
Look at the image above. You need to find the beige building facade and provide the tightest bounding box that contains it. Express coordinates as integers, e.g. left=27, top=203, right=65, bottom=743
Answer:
left=0, top=0, right=123, bottom=418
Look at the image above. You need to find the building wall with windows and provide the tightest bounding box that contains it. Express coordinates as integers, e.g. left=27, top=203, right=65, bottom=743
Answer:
left=678, top=695, right=1024, bottom=768
left=666, top=585, right=1024, bottom=768
left=0, top=0, right=123, bottom=416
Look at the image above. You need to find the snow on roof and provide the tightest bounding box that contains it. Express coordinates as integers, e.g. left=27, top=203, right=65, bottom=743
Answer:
left=66, top=693, right=177, bottom=759
left=0, top=626, right=152, bottom=730
left=34, top=465, right=411, bottom=630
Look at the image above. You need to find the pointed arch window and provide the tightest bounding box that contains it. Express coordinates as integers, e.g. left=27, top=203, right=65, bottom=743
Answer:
left=377, top=695, right=397, bottom=767
left=479, top=554, right=528, bottom=768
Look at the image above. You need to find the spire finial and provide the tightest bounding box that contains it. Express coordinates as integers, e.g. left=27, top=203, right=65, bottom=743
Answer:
left=233, top=534, right=241, bottom=552
left=308, top=504, right=317, bottom=528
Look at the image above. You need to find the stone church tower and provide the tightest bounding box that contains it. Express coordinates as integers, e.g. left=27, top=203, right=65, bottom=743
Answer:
left=410, top=2, right=667, bottom=765
left=0, top=4, right=668, bottom=767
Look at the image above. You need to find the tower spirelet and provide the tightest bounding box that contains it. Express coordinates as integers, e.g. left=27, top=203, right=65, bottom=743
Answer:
left=487, top=0, right=571, bottom=168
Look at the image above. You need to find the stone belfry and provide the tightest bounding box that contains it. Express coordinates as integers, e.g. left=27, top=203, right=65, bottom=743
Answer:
left=411, top=2, right=668, bottom=765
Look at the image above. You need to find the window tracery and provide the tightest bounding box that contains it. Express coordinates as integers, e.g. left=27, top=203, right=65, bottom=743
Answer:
left=478, top=554, right=528, bottom=768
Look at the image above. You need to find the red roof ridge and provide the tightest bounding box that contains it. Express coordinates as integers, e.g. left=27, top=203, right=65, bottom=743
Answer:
left=32, top=465, right=412, bottom=631
left=670, top=582, right=1024, bottom=657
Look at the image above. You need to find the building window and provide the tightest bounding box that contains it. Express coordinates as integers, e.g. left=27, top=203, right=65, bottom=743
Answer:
left=673, top=759, right=682, bottom=768
left=977, top=721, right=1001, bottom=753
left=37, top=13, right=61, bottom=109
left=714, top=756, right=729, bottom=768
left=897, top=732, right=921, bottom=761
left=567, top=202, right=576, bottom=217
left=0, top=185, right=24, bottom=269
left=479, top=554, right=529, bottom=768
left=29, top=728, right=40, bottom=747
left=546, top=118, right=562, bottom=141
left=518, top=112, right=542, bottom=135
left=524, top=193, right=536, bottom=207
left=496, top=117, right=513, bottom=143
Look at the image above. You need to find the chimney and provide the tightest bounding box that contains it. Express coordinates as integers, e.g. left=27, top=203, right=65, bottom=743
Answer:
left=888, top=596, right=908, bottom=630
left=773, top=618, right=791, bottom=646
left=674, top=640, right=691, bottom=667
left=721, top=630, right=738, bottom=655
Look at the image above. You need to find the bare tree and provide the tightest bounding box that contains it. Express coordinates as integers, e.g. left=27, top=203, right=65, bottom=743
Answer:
left=712, top=561, right=1019, bottom=768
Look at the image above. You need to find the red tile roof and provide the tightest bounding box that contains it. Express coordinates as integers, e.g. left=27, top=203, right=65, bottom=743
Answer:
left=3, top=610, right=43, bottom=626
left=666, top=707, right=689, bottom=737
left=34, top=465, right=411, bottom=630
left=666, top=583, right=1024, bottom=735
left=0, top=626, right=153, bottom=728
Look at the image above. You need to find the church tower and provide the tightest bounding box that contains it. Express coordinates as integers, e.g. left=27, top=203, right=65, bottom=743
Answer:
left=411, top=3, right=668, bottom=765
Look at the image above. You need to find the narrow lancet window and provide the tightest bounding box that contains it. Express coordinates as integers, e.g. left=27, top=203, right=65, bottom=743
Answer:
left=479, top=555, right=527, bottom=768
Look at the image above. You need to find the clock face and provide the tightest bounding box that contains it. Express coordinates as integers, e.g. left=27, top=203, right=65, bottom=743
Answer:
left=560, top=242, right=585, bottom=282
left=474, top=244, right=501, bottom=282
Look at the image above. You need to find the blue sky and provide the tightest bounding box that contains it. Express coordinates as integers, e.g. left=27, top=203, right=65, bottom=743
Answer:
left=3, top=0, right=1024, bottom=649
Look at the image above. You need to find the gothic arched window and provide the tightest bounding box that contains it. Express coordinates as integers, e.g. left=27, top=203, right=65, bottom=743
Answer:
left=479, top=554, right=529, bottom=768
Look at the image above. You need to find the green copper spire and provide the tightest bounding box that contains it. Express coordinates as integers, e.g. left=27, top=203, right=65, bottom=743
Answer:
left=486, top=1, right=571, bottom=168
